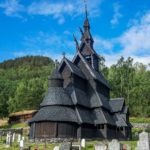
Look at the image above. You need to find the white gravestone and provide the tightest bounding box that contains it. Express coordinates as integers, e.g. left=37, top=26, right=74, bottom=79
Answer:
left=53, top=146, right=60, bottom=150
left=6, top=132, right=12, bottom=147
left=81, top=139, right=86, bottom=148
left=108, top=139, right=121, bottom=150
left=94, top=144, right=107, bottom=150
left=17, top=134, right=21, bottom=142
left=12, top=133, right=15, bottom=142
left=6, top=133, right=10, bottom=147
left=137, top=131, right=150, bottom=150
left=20, top=139, right=24, bottom=150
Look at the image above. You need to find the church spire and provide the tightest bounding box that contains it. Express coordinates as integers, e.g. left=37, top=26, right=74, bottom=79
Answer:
left=84, top=0, right=88, bottom=19
left=83, top=0, right=90, bottom=31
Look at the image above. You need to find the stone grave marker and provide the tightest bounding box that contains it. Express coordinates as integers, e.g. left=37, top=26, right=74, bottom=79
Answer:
left=94, top=143, right=107, bottom=150
left=60, top=142, right=71, bottom=150
left=53, top=146, right=60, bottom=150
left=137, top=131, right=150, bottom=150
left=108, top=139, right=121, bottom=150
left=20, top=139, right=24, bottom=150
left=12, top=133, right=15, bottom=142
left=81, top=139, right=86, bottom=148
left=17, top=134, right=21, bottom=142
left=6, top=132, right=12, bottom=147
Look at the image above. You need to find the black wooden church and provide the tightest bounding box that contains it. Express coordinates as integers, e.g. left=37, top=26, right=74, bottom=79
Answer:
left=29, top=9, right=131, bottom=140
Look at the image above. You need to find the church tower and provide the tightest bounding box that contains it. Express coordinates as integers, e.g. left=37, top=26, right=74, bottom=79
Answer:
left=78, top=1, right=99, bottom=71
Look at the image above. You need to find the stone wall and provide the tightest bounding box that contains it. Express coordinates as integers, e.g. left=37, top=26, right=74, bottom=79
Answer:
left=131, top=123, right=150, bottom=129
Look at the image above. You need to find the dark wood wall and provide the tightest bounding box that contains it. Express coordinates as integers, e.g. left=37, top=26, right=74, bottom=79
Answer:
left=30, top=122, right=78, bottom=139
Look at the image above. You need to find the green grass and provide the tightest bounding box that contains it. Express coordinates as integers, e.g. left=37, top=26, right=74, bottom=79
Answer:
left=0, top=122, right=28, bottom=129
left=130, top=117, right=150, bottom=123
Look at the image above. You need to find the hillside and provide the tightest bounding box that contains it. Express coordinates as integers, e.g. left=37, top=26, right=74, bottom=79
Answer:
left=0, top=56, right=54, bottom=117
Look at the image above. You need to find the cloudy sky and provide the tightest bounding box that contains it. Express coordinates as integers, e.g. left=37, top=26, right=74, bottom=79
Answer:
left=0, top=0, right=150, bottom=66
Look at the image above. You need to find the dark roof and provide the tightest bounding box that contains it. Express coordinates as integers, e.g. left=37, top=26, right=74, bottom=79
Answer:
left=94, top=108, right=116, bottom=125
left=66, top=85, right=111, bottom=110
left=96, top=93, right=110, bottom=110
left=113, top=114, right=127, bottom=127
left=109, top=98, right=125, bottom=113
left=123, top=106, right=129, bottom=114
left=76, top=107, right=95, bottom=124
left=67, top=86, right=91, bottom=108
left=40, top=87, right=73, bottom=107
left=74, top=52, right=110, bottom=88
left=59, top=58, right=85, bottom=79
left=29, top=106, right=79, bottom=123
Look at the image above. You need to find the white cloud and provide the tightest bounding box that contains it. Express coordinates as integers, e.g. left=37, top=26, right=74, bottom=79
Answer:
left=27, top=0, right=102, bottom=23
left=110, top=3, right=122, bottom=26
left=94, top=36, right=114, bottom=51
left=95, top=11, right=150, bottom=66
left=119, top=11, right=150, bottom=56
left=0, top=0, right=102, bottom=23
left=0, top=0, right=24, bottom=17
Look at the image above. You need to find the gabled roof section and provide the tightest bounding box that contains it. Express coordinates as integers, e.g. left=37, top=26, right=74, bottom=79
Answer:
left=73, top=52, right=111, bottom=88
left=29, top=106, right=79, bottom=124
left=40, top=87, right=74, bottom=107
left=94, top=108, right=116, bottom=125
left=96, top=92, right=110, bottom=110
left=66, top=85, right=91, bottom=108
left=79, top=28, right=98, bottom=57
left=109, top=98, right=125, bottom=113
left=113, top=114, right=128, bottom=127
left=59, top=57, right=85, bottom=79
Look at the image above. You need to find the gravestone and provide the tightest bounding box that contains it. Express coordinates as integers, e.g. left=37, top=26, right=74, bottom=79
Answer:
left=20, top=139, right=24, bottom=150
left=6, top=132, right=12, bottom=147
left=81, top=139, right=86, bottom=148
left=108, top=139, right=121, bottom=150
left=53, top=146, right=60, bottom=150
left=137, top=131, right=150, bottom=150
left=17, top=134, right=21, bottom=142
left=60, top=142, right=71, bottom=150
left=12, top=133, right=15, bottom=142
left=94, top=143, right=107, bottom=150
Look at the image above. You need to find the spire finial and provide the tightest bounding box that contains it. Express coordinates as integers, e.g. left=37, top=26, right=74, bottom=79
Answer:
left=73, top=34, right=80, bottom=51
left=55, top=59, right=59, bottom=69
left=83, top=0, right=88, bottom=19
left=62, top=51, right=66, bottom=58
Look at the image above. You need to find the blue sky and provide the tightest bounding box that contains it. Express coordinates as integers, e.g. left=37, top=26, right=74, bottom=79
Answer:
left=0, top=0, right=150, bottom=66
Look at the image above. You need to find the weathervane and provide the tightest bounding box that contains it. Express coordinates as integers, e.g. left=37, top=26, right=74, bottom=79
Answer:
left=83, top=0, right=88, bottom=18
left=62, top=51, right=66, bottom=58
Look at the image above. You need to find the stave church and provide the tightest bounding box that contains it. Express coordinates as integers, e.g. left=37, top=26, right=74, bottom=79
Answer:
left=29, top=5, right=131, bottom=140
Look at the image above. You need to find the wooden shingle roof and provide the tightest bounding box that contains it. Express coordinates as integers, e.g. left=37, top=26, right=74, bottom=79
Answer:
left=29, top=106, right=79, bottom=123
left=109, top=98, right=125, bottom=113
left=40, top=87, right=73, bottom=107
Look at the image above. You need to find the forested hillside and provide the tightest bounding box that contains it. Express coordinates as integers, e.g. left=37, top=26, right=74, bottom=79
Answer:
left=0, top=56, right=149, bottom=118
left=0, top=56, right=54, bottom=117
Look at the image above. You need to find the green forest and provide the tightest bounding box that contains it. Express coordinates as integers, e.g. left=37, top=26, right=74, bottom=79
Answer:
left=0, top=56, right=149, bottom=118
